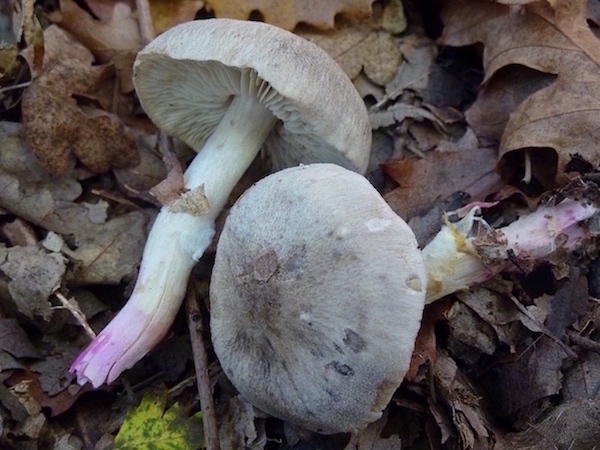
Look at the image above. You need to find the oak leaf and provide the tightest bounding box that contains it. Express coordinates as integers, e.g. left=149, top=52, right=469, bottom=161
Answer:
left=441, top=0, right=600, bottom=189
left=206, top=0, right=374, bottom=30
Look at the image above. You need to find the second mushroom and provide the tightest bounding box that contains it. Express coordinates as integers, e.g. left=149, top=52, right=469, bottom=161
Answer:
left=70, top=19, right=372, bottom=388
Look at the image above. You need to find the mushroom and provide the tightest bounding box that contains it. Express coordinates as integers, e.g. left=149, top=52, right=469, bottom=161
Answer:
left=210, top=163, right=600, bottom=434
left=70, top=19, right=371, bottom=388
left=210, top=163, right=427, bottom=434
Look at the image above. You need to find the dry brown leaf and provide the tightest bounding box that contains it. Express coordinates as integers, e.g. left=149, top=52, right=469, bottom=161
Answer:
left=440, top=0, right=600, bottom=189
left=343, top=410, right=401, bottom=449
left=383, top=145, right=501, bottom=220
left=218, top=395, right=266, bottom=450
left=406, top=299, right=450, bottom=382
left=206, top=0, right=373, bottom=30
left=434, top=352, right=492, bottom=448
left=21, top=25, right=139, bottom=176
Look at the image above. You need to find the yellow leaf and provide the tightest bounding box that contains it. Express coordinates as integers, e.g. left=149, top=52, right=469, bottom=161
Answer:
left=114, top=389, right=204, bottom=450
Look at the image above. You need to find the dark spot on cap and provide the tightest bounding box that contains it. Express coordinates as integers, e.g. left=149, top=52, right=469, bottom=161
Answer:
left=343, top=329, right=365, bottom=353
left=326, top=361, right=354, bottom=376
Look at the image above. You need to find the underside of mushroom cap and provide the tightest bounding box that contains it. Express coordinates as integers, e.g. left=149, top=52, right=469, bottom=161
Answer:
left=133, top=19, right=371, bottom=174
left=210, top=163, right=426, bottom=434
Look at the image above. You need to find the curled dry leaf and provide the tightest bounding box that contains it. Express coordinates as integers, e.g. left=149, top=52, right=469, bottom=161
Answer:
left=21, top=25, right=139, bottom=176
left=206, top=0, right=373, bottom=30
left=440, top=0, right=600, bottom=189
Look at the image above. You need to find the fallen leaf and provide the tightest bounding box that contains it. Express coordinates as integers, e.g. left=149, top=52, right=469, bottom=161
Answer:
left=440, top=0, right=600, bottom=189
left=0, top=246, right=67, bottom=321
left=113, top=388, right=205, bottom=449
left=0, top=319, right=39, bottom=359
left=447, top=301, right=498, bottom=357
left=433, top=352, right=492, bottom=448
left=218, top=395, right=266, bottom=450
left=6, top=368, right=89, bottom=417
left=7, top=379, right=47, bottom=441
left=0, top=122, right=146, bottom=286
left=2, top=218, right=37, bottom=247
left=383, top=144, right=501, bottom=220
left=21, top=26, right=139, bottom=176
left=495, top=399, right=600, bottom=449
left=486, top=336, right=564, bottom=420
left=457, top=289, right=529, bottom=353
left=206, top=0, right=374, bottom=30
left=299, top=15, right=401, bottom=85
left=344, top=410, right=401, bottom=449
left=381, top=34, right=437, bottom=104
left=406, top=299, right=450, bottom=381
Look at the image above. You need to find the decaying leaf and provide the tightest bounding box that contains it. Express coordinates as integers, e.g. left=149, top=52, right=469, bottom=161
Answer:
left=21, top=26, right=139, bottom=176
left=0, top=122, right=146, bottom=286
left=344, top=410, right=401, bottom=449
left=0, top=246, right=67, bottom=321
left=495, top=399, right=600, bottom=449
left=7, top=379, right=46, bottom=441
left=440, top=0, right=600, bottom=188
left=218, top=395, right=266, bottom=450
left=383, top=144, right=500, bottom=220
left=0, top=319, right=39, bottom=359
left=299, top=13, right=401, bottom=85
left=206, top=0, right=374, bottom=30
left=433, top=352, right=492, bottom=449
left=114, top=388, right=205, bottom=449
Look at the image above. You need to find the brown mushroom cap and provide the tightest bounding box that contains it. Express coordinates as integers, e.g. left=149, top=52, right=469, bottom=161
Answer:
left=133, top=19, right=371, bottom=173
left=210, top=163, right=426, bottom=434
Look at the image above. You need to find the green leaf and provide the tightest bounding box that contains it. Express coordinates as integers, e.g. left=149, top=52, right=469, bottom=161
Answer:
left=113, top=388, right=205, bottom=450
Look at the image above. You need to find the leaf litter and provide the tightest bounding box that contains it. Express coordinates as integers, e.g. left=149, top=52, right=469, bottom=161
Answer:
left=1, top=0, right=600, bottom=448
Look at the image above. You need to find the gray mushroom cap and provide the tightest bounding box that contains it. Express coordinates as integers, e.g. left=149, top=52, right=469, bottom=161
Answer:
left=133, top=19, right=371, bottom=173
left=210, top=163, right=426, bottom=434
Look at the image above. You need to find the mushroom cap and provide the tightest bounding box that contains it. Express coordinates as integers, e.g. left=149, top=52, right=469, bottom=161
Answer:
left=210, top=163, right=426, bottom=434
left=133, top=19, right=371, bottom=174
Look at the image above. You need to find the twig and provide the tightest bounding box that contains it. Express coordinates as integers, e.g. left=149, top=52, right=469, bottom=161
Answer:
left=566, top=330, right=600, bottom=354
left=507, top=293, right=578, bottom=360
left=186, top=286, right=221, bottom=450
left=53, top=292, right=96, bottom=339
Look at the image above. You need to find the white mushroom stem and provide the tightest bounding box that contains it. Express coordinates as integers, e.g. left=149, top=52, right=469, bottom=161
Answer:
left=423, top=198, right=598, bottom=303
left=70, top=94, right=277, bottom=387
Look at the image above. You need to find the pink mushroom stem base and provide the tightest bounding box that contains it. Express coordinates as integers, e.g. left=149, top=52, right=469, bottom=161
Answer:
left=423, top=198, right=598, bottom=303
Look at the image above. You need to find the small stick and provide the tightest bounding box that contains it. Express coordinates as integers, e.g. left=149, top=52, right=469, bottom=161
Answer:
left=54, top=292, right=96, bottom=340
left=566, top=330, right=600, bottom=354
left=186, top=286, right=221, bottom=450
